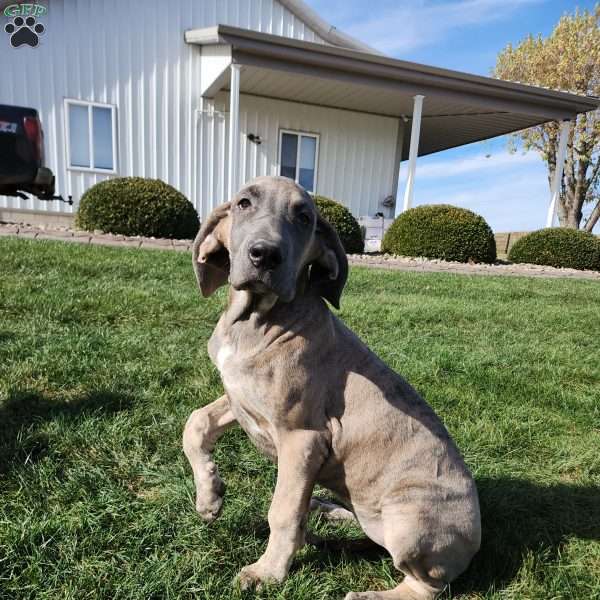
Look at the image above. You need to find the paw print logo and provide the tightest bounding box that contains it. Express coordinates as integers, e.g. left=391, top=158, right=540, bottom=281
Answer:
left=4, top=16, right=45, bottom=48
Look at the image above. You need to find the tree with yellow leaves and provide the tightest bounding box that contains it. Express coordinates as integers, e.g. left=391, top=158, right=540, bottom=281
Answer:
left=494, top=6, right=600, bottom=231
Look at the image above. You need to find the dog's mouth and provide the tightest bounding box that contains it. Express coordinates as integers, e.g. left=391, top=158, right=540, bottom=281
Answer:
left=231, top=271, right=295, bottom=303
left=235, top=279, right=272, bottom=295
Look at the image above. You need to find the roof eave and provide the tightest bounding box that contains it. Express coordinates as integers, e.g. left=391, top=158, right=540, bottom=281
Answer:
left=185, top=25, right=600, bottom=120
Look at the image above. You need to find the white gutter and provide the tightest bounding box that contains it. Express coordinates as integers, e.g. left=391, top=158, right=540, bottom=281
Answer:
left=278, top=0, right=382, bottom=55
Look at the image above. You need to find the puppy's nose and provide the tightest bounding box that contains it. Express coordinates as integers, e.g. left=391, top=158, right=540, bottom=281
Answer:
left=248, top=241, right=282, bottom=270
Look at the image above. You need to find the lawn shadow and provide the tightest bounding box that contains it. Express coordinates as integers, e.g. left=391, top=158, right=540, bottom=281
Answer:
left=288, top=477, right=600, bottom=595
left=454, top=476, right=600, bottom=594
left=0, top=389, right=134, bottom=476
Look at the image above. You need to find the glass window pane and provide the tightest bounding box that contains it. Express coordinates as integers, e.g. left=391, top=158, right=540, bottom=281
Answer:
left=298, top=135, right=316, bottom=191
left=280, top=133, right=297, bottom=181
left=92, top=106, right=114, bottom=170
left=68, top=104, right=90, bottom=168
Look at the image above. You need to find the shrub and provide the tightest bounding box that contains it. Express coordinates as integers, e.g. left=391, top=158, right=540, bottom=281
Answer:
left=313, top=195, right=364, bottom=254
left=382, top=204, right=496, bottom=263
left=508, top=228, right=600, bottom=271
left=76, top=177, right=200, bottom=239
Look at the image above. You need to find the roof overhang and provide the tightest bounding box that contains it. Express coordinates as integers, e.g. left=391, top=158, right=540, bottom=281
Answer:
left=185, top=25, right=600, bottom=159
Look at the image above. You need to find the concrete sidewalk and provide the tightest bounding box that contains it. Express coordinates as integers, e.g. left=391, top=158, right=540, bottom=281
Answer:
left=2, top=222, right=599, bottom=281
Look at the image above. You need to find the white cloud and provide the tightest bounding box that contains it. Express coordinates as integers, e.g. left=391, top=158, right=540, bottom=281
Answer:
left=399, top=150, right=543, bottom=181
left=407, top=156, right=552, bottom=231
left=343, top=0, right=542, bottom=54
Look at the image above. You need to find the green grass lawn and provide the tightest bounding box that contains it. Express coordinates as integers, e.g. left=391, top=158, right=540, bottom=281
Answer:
left=1, top=237, right=599, bottom=600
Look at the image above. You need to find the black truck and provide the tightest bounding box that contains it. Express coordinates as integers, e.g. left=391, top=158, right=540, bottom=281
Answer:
left=0, top=103, right=56, bottom=199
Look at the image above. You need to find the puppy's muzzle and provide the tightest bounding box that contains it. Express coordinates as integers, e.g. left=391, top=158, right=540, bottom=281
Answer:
left=248, top=240, right=283, bottom=271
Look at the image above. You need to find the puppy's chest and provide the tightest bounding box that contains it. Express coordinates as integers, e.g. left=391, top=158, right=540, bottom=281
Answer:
left=210, top=336, right=279, bottom=459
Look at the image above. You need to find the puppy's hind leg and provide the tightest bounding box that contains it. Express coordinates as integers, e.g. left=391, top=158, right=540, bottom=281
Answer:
left=305, top=498, right=358, bottom=549
left=344, top=514, right=451, bottom=600
left=183, top=395, right=236, bottom=522
left=310, top=497, right=357, bottom=522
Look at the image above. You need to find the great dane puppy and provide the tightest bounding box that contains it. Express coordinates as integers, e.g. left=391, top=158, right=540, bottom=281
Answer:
left=183, top=176, right=480, bottom=599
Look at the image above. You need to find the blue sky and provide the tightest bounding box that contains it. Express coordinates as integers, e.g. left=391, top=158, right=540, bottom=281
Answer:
left=305, top=0, right=598, bottom=232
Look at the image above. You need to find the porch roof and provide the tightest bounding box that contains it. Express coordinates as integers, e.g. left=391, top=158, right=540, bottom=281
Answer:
left=185, top=25, right=600, bottom=160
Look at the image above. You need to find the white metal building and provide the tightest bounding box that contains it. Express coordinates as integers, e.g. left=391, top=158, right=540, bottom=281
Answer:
left=1, top=0, right=598, bottom=228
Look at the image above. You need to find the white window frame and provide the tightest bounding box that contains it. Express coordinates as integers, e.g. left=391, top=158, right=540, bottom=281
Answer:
left=64, top=98, right=118, bottom=174
left=278, top=129, right=320, bottom=193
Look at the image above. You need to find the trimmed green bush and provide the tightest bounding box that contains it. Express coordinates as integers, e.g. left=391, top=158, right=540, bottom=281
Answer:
left=76, top=177, right=200, bottom=239
left=508, top=228, right=600, bottom=271
left=382, top=204, right=496, bottom=263
left=313, top=195, right=364, bottom=254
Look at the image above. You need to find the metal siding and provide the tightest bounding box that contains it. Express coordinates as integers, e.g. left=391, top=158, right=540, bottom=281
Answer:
left=0, top=0, right=326, bottom=215
left=198, top=93, right=400, bottom=219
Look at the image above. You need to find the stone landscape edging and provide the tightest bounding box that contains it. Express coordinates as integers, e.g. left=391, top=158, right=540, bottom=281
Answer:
left=1, top=222, right=599, bottom=281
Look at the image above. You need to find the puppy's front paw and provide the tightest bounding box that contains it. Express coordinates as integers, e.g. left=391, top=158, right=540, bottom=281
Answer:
left=195, top=492, right=223, bottom=522
left=234, top=562, right=282, bottom=590
left=195, top=474, right=225, bottom=522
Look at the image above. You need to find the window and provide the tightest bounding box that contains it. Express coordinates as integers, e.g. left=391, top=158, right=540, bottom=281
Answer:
left=65, top=100, right=117, bottom=172
left=279, top=130, right=319, bottom=192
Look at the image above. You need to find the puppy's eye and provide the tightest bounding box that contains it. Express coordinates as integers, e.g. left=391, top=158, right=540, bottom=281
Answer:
left=297, top=212, right=311, bottom=226
left=238, top=198, right=251, bottom=209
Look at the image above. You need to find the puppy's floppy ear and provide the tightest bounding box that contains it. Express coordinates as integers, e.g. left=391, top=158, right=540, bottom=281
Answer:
left=192, top=202, right=231, bottom=297
left=308, top=215, right=348, bottom=309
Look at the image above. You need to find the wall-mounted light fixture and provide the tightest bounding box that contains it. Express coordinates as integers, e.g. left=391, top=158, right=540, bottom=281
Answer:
left=247, top=133, right=262, bottom=144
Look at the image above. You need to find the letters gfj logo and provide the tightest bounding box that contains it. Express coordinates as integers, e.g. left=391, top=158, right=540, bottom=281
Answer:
left=3, top=3, right=46, bottom=47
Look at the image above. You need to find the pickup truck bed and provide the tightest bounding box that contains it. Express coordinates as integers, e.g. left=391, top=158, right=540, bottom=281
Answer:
left=0, top=104, right=55, bottom=199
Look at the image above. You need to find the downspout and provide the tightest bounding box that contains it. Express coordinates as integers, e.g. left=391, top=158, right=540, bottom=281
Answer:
left=193, top=101, right=203, bottom=216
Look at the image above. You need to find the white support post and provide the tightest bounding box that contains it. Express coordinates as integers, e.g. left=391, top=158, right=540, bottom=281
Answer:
left=398, top=94, right=425, bottom=216
left=227, top=63, right=241, bottom=200
left=546, top=120, right=570, bottom=228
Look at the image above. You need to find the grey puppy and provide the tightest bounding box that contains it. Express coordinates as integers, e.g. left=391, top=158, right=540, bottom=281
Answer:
left=183, top=176, right=481, bottom=599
